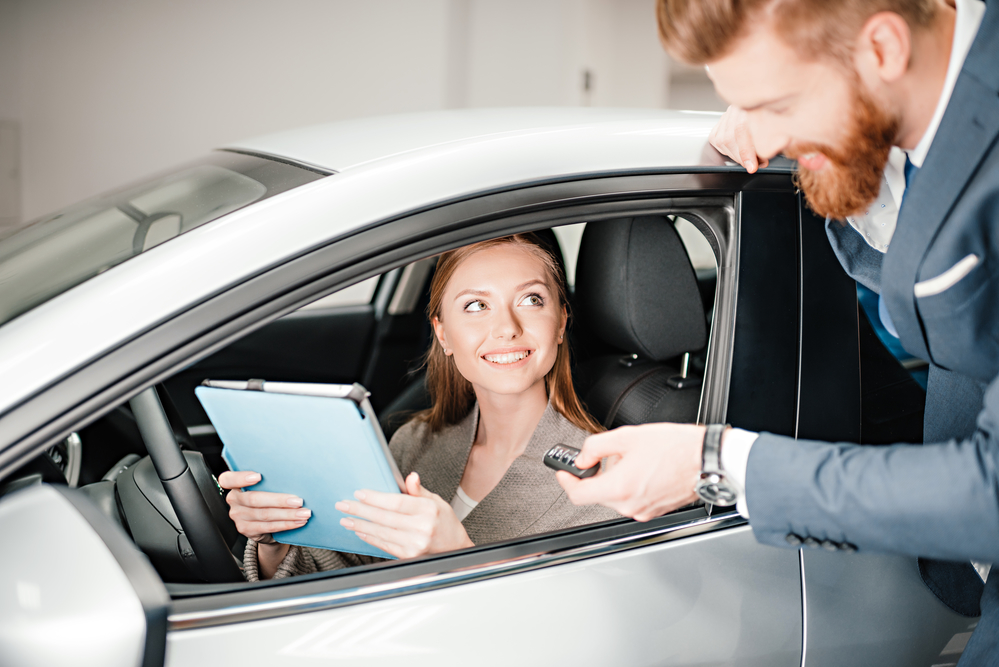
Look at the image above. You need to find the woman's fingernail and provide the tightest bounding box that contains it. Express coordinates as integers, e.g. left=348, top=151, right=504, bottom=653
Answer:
left=354, top=490, right=367, bottom=501
left=287, top=497, right=303, bottom=508
left=247, top=473, right=261, bottom=483
left=335, top=501, right=349, bottom=512
left=340, top=518, right=354, bottom=529
left=296, top=509, right=312, bottom=519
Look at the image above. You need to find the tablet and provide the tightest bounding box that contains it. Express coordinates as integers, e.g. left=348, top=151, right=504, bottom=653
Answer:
left=195, top=380, right=404, bottom=559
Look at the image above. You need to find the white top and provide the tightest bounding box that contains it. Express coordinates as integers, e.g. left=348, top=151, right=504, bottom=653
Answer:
left=730, top=0, right=986, bottom=518
left=450, top=486, right=479, bottom=521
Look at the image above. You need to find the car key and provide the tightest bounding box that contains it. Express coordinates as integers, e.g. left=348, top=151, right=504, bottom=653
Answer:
left=543, top=444, right=599, bottom=478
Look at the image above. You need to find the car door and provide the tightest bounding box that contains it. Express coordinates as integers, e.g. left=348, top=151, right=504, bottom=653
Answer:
left=161, top=172, right=805, bottom=667
left=788, top=203, right=975, bottom=666
left=0, top=167, right=805, bottom=666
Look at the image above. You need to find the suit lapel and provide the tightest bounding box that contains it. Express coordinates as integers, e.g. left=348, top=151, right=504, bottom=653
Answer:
left=883, top=4, right=999, bottom=359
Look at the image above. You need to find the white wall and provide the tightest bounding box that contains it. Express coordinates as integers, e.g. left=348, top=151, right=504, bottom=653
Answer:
left=3, top=0, right=722, bottom=224
left=0, top=0, right=22, bottom=232
left=16, top=0, right=459, bottom=221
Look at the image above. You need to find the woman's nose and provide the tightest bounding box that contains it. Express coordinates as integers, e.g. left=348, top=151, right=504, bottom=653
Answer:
left=492, top=305, right=522, bottom=339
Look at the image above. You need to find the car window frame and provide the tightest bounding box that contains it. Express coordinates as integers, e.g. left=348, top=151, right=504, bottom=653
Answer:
left=0, top=169, right=797, bottom=625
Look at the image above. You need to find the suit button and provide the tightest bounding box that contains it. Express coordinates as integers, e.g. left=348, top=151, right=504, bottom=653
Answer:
left=820, top=539, right=839, bottom=552
left=839, top=542, right=858, bottom=553
left=785, top=533, right=803, bottom=546
left=803, top=537, right=820, bottom=548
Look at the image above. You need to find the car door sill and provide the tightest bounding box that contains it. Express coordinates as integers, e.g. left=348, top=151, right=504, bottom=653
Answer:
left=169, top=511, right=747, bottom=630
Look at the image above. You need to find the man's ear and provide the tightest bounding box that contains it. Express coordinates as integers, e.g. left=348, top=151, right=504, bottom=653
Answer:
left=432, top=316, right=450, bottom=354
left=857, top=11, right=911, bottom=85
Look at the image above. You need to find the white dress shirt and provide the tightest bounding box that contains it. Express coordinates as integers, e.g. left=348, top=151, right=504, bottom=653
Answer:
left=722, top=0, right=985, bottom=520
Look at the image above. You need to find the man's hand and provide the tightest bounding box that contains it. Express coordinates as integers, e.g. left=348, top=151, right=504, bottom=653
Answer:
left=709, top=105, right=769, bottom=173
left=556, top=423, right=704, bottom=521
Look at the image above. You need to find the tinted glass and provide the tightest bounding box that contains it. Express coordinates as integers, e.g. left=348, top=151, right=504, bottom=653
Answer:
left=0, top=152, right=326, bottom=327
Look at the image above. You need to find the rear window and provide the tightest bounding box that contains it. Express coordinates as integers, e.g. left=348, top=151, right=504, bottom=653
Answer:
left=0, top=152, right=326, bottom=328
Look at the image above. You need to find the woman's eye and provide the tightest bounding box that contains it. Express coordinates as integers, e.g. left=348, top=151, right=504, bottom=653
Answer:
left=519, top=294, right=544, bottom=307
left=465, top=300, right=487, bottom=312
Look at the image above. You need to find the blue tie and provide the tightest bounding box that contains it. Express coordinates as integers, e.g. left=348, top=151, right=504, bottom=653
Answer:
left=878, top=154, right=918, bottom=338
left=903, top=154, right=919, bottom=193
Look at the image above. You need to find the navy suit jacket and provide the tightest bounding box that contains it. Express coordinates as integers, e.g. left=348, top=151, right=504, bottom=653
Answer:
left=746, top=2, right=999, bottom=563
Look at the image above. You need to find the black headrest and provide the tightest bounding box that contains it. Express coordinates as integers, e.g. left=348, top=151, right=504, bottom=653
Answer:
left=575, top=216, right=707, bottom=361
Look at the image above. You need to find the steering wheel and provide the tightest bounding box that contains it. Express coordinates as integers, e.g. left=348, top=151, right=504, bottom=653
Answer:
left=129, top=386, right=243, bottom=583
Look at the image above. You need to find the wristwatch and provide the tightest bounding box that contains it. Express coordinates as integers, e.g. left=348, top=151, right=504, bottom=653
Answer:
left=694, top=423, right=740, bottom=506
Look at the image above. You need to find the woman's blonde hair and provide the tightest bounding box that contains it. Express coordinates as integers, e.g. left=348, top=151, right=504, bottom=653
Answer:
left=415, top=233, right=602, bottom=434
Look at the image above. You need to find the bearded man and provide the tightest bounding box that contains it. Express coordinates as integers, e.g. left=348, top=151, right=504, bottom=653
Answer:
left=557, top=0, right=999, bottom=662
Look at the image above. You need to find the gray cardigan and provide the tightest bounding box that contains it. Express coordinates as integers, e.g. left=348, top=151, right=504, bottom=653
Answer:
left=243, top=403, right=619, bottom=581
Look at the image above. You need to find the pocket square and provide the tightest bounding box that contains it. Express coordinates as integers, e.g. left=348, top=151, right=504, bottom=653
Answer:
left=914, top=253, right=980, bottom=298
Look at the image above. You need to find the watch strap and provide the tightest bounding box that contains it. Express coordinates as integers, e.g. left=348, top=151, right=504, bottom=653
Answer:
left=701, top=423, right=726, bottom=474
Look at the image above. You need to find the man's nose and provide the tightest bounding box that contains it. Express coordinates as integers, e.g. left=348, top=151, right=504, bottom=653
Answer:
left=749, top=115, right=789, bottom=161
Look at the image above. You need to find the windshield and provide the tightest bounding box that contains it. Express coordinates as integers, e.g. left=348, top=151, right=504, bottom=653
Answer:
left=0, top=152, right=326, bottom=328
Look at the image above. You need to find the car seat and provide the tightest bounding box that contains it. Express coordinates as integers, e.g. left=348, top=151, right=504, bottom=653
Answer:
left=572, top=216, right=708, bottom=428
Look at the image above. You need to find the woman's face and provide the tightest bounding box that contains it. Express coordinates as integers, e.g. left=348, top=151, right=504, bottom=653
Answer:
left=433, top=244, right=566, bottom=400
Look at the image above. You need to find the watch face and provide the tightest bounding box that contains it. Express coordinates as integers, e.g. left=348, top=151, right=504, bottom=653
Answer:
left=695, top=475, right=738, bottom=506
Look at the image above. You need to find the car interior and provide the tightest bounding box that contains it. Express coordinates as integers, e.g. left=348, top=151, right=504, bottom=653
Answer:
left=2, top=214, right=721, bottom=588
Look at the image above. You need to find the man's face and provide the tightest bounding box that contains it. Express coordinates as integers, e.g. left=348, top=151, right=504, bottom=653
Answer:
left=707, top=21, right=899, bottom=219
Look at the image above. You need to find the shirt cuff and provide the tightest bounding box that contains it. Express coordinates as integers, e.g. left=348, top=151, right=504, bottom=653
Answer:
left=720, top=427, right=758, bottom=519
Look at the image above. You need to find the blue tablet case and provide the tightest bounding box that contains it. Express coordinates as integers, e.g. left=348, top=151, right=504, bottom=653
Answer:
left=195, top=385, right=400, bottom=559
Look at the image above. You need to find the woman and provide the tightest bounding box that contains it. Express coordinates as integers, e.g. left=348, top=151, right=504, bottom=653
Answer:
left=219, top=233, right=619, bottom=581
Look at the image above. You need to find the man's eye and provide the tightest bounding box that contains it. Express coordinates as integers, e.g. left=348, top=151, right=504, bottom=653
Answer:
left=465, top=300, right=487, bottom=312
left=519, top=294, right=544, bottom=307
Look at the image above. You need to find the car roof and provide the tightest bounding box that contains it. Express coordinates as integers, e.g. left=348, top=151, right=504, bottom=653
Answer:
left=226, top=107, right=721, bottom=173
left=0, top=108, right=738, bottom=420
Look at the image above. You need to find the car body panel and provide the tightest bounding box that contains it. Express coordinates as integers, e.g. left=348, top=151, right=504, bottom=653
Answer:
left=226, top=108, right=720, bottom=173
left=802, top=549, right=973, bottom=665
left=166, top=526, right=801, bottom=667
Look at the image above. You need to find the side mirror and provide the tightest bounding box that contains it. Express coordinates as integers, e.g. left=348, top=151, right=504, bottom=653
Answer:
left=0, top=484, right=168, bottom=667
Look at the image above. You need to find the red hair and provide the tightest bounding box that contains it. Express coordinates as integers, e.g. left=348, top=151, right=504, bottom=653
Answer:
left=656, top=0, right=938, bottom=66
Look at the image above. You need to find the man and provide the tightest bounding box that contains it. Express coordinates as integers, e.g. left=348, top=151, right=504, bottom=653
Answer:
left=557, top=0, right=999, bottom=661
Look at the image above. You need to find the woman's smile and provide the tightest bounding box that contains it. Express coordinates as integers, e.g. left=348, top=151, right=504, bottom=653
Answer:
left=482, top=348, right=533, bottom=366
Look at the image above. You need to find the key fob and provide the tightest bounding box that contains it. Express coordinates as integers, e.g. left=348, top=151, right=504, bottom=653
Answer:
left=543, top=444, right=599, bottom=478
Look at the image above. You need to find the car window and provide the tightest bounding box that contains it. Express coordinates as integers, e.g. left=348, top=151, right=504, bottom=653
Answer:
left=296, top=276, right=380, bottom=311
left=0, top=152, right=325, bottom=328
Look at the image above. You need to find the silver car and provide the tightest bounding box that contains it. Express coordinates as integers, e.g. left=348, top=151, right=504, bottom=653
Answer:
left=0, top=108, right=976, bottom=666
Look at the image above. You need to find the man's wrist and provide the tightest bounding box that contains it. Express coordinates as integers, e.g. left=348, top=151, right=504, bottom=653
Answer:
left=694, top=424, right=741, bottom=506
left=720, top=428, right=758, bottom=518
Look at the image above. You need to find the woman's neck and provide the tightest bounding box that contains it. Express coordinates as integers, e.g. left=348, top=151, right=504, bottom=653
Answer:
left=472, top=380, right=549, bottom=459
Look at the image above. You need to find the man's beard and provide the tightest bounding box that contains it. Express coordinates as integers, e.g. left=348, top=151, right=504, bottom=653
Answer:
left=785, top=85, right=899, bottom=220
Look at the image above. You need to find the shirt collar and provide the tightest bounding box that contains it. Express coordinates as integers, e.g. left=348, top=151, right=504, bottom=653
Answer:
left=906, top=0, right=986, bottom=168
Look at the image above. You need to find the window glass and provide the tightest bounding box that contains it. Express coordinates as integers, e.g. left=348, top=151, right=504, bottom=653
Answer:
left=552, top=222, right=586, bottom=288
left=297, top=276, right=380, bottom=311
left=0, top=153, right=324, bottom=328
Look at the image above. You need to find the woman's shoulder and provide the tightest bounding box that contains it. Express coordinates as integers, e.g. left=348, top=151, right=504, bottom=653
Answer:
left=388, top=409, right=476, bottom=474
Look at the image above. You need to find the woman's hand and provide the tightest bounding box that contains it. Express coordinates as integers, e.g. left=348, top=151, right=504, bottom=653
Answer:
left=218, top=470, right=312, bottom=540
left=708, top=105, right=769, bottom=173
left=337, top=472, right=474, bottom=559
left=218, top=470, right=311, bottom=579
